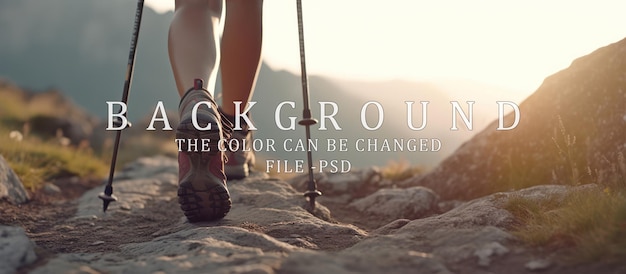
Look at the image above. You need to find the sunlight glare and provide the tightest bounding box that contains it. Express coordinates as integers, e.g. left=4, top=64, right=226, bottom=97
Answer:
left=146, top=0, right=626, bottom=96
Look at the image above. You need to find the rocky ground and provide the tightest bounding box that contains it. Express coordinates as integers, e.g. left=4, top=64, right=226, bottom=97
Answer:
left=2, top=156, right=624, bottom=274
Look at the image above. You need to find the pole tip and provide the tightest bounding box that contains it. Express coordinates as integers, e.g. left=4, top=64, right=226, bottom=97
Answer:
left=303, top=189, right=322, bottom=211
left=98, top=192, right=118, bottom=212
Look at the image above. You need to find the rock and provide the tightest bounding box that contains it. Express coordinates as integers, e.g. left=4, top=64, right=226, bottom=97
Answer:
left=288, top=167, right=385, bottom=202
left=525, top=259, right=552, bottom=271
left=508, top=183, right=600, bottom=205
left=437, top=200, right=465, bottom=213
left=370, top=219, right=411, bottom=236
left=119, top=203, right=132, bottom=211
left=102, top=226, right=296, bottom=273
left=0, top=225, right=38, bottom=274
left=0, top=154, right=30, bottom=204
left=278, top=189, right=521, bottom=274
left=474, top=242, right=509, bottom=267
left=279, top=249, right=453, bottom=274
left=319, top=186, right=545, bottom=273
left=89, top=241, right=105, bottom=246
left=283, top=184, right=594, bottom=273
left=349, top=186, right=439, bottom=224
left=113, top=156, right=179, bottom=181
left=401, top=37, right=626, bottom=200
left=42, top=182, right=62, bottom=195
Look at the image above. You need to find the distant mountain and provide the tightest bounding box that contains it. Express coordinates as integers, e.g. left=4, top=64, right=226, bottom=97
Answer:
left=0, top=0, right=175, bottom=120
left=404, top=37, right=626, bottom=200
left=251, top=71, right=480, bottom=167
left=0, top=0, right=505, bottom=168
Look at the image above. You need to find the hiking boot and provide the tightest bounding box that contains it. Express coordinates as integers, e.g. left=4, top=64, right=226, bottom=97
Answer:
left=176, top=79, right=233, bottom=222
left=224, top=125, right=256, bottom=180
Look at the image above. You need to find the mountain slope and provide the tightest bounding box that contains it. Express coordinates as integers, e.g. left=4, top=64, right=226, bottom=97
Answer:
left=404, top=36, right=626, bottom=200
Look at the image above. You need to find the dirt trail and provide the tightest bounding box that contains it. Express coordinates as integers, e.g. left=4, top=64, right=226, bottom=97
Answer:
left=1, top=171, right=373, bottom=271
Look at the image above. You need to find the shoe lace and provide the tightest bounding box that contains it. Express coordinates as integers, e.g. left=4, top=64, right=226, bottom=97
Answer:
left=219, top=111, right=234, bottom=140
left=219, top=111, right=234, bottom=163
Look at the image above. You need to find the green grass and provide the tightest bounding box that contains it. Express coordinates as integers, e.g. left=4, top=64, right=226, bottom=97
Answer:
left=0, top=84, right=109, bottom=190
left=0, top=83, right=173, bottom=191
left=0, top=129, right=108, bottom=191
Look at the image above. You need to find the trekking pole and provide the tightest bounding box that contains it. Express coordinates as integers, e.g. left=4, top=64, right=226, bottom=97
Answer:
left=296, top=0, right=322, bottom=210
left=98, top=0, right=145, bottom=212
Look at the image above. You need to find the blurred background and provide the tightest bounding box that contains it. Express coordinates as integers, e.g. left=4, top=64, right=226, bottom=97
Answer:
left=1, top=0, right=625, bottom=170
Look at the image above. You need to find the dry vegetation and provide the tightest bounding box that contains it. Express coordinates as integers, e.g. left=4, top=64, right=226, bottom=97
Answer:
left=504, top=119, right=626, bottom=263
left=0, top=131, right=107, bottom=190
left=380, top=159, right=426, bottom=182
left=0, top=83, right=108, bottom=190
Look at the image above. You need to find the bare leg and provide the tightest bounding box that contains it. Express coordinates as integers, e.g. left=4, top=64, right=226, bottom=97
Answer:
left=169, top=0, right=233, bottom=223
left=219, top=0, right=263, bottom=179
left=220, top=0, right=263, bottom=116
left=168, top=0, right=223, bottom=97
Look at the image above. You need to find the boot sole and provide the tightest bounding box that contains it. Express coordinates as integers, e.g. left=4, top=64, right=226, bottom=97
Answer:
left=177, top=121, right=231, bottom=222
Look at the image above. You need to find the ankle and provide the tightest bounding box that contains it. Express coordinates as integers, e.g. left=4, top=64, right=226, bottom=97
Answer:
left=178, top=79, right=217, bottom=121
left=219, top=107, right=251, bottom=133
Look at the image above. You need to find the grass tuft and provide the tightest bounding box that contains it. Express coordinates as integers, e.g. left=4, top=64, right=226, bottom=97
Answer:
left=504, top=116, right=626, bottom=263
left=505, top=189, right=626, bottom=262
left=0, top=129, right=108, bottom=190
left=381, top=159, right=425, bottom=182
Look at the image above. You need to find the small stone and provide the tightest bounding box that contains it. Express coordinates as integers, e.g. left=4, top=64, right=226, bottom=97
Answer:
left=90, top=241, right=105, bottom=246
left=474, top=242, right=509, bottom=266
left=120, top=204, right=132, bottom=211
left=525, top=259, right=552, bottom=271
left=42, top=183, right=62, bottom=195
left=349, top=186, right=439, bottom=224
left=0, top=155, right=30, bottom=204
left=72, top=215, right=98, bottom=221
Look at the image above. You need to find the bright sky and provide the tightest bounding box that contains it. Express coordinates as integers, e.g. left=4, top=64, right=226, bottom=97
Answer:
left=146, top=0, right=626, bottom=97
